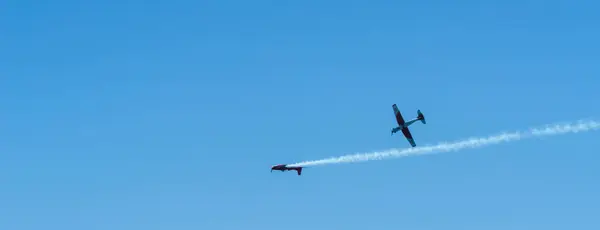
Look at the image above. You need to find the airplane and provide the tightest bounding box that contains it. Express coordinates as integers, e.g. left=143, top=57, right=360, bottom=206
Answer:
left=271, top=164, right=303, bottom=176
left=390, top=104, right=426, bottom=147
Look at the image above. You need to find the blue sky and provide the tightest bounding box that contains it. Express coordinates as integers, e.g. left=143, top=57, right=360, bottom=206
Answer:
left=1, top=0, right=600, bottom=229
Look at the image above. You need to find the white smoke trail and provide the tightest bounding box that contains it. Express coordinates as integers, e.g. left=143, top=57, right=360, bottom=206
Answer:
left=288, top=119, right=600, bottom=167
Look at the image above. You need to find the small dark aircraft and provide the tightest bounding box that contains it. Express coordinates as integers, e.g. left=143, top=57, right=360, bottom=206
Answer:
left=390, top=104, right=426, bottom=147
left=271, top=164, right=303, bottom=175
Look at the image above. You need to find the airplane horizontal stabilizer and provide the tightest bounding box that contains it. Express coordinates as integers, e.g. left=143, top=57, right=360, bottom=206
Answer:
left=417, top=110, right=426, bottom=124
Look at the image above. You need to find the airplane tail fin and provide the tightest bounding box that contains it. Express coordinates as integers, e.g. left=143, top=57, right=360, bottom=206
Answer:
left=417, top=110, right=426, bottom=124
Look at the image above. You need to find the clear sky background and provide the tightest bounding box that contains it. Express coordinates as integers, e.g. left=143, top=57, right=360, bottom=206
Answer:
left=2, top=0, right=600, bottom=229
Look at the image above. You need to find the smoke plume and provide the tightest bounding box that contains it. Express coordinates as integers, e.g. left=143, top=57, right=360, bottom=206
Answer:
left=288, top=119, right=600, bottom=167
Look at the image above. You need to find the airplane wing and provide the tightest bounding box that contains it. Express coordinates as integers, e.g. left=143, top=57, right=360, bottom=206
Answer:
left=392, top=104, right=405, bottom=126
left=401, top=127, right=416, bottom=147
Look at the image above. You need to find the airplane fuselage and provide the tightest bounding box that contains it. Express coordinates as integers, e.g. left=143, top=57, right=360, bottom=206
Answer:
left=392, top=118, right=419, bottom=132
left=271, top=164, right=303, bottom=175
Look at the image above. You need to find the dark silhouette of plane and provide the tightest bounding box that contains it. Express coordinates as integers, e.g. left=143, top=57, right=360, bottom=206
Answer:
left=271, top=164, right=303, bottom=176
left=390, top=104, right=426, bottom=147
